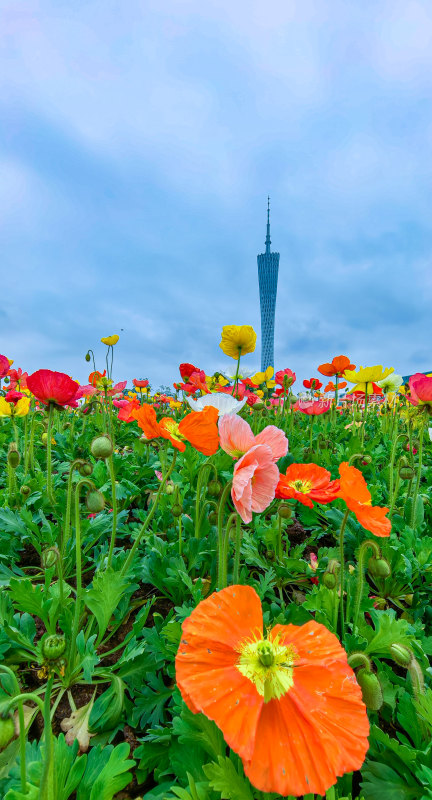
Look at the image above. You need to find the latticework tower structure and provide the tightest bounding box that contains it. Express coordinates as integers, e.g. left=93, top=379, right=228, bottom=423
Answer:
left=257, top=198, right=280, bottom=371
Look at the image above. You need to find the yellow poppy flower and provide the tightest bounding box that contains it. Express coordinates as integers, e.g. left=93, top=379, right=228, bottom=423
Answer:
left=101, top=335, right=119, bottom=346
left=219, top=325, right=257, bottom=360
left=0, top=396, right=30, bottom=417
left=344, top=365, right=394, bottom=396
left=170, top=400, right=182, bottom=409
left=251, top=366, right=275, bottom=387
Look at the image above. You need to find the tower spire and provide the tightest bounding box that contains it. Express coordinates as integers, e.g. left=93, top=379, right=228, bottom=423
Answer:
left=265, top=195, right=271, bottom=254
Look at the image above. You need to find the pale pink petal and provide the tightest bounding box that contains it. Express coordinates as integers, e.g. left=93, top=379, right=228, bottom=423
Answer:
left=232, top=462, right=255, bottom=523
left=219, top=414, right=255, bottom=459
left=232, top=445, right=278, bottom=523
left=255, top=425, right=288, bottom=461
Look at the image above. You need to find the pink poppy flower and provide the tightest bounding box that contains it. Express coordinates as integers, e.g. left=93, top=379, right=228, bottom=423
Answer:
left=232, top=444, right=279, bottom=523
left=218, top=414, right=288, bottom=462
left=0, top=355, right=10, bottom=379
left=294, top=400, right=332, bottom=416
left=275, top=368, right=296, bottom=388
left=409, top=373, right=432, bottom=411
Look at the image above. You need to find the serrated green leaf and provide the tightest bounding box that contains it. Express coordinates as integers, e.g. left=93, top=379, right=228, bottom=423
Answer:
left=84, top=568, right=129, bottom=643
left=203, top=756, right=254, bottom=800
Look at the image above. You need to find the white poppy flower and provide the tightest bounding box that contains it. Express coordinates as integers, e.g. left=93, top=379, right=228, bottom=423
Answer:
left=376, top=374, right=403, bottom=393
left=187, top=392, right=248, bottom=415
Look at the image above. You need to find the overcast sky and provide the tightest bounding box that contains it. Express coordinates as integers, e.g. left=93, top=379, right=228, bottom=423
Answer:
left=1, top=0, right=432, bottom=389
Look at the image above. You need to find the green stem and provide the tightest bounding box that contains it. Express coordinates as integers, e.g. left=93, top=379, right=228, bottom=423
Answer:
left=194, top=461, right=217, bottom=538
left=178, top=514, right=183, bottom=556
left=222, top=511, right=238, bottom=588
left=233, top=350, right=242, bottom=397
left=217, top=481, right=233, bottom=589
left=352, top=539, right=381, bottom=632
left=106, top=455, right=118, bottom=568
left=338, top=508, right=350, bottom=643
left=361, top=389, right=369, bottom=447
left=68, top=479, right=93, bottom=670
left=0, top=666, right=26, bottom=794
left=410, top=426, right=425, bottom=529
left=121, top=450, right=178, bottom=576
left=277, top=514, right=283, bottom=562
left=309, top=417, right=313, bottom=453
left=232, top=514, right=242, bottom=583
left=46, top=404, right=56, bottom=506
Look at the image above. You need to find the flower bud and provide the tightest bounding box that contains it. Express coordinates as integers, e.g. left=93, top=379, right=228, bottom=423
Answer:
left=368, top=557, right=391, bottom=578
left=165, top=482, right=175, bottom=495
left=389, top=643, right=412, bottom=667
left=0, top=715, right=15, bottom=749
left=41, top=432, right=48, bottom=445
left=85, top=352, right=91, bottom=362
left=361, top=454, right=372, bottom=465
left=208, top=479, right=222, bottom=498
left=41, top=546, right=60, bottom=569
left=356, top=668, right=383, bottom=711
left=85, top=490, right=105, bottom=513
left=7, top=443, right=20, bottom=469
left=41, top=634, right=66, bottom=661
left=322, top=572, right=337, bottom=589
left=208, top=511, right=218, bottom=524
left=252, top=401, right=265, bottom=411
left=20, top=485, right=31, bottom=498
left=278, top=504, right=292, bottom=519
left=171, top=503, right=183, bottom=518
left=90, top=435, right=113, bottom=460
left=78, top=462, right=93, bottom=477
left=399, top=464, right=415, bottom=481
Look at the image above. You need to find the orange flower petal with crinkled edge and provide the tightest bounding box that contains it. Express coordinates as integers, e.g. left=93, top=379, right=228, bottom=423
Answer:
left=345, top=498, right=391, bottom=537
left=176, top=586, right=264, bottom=760
left=131, top=404, right=161, bottom=439
left=317, top=362, right=336, bottom=377
left=178, top=405, right=219, bottom=455
left=276, top=463, right=340, bottom=507
left=159, top=417, right=187, bottom=452
left=333, top=355, right=355, bottom=374
left=243, top=621, right=369, bottom=796
left=338, top=461, right=371, bottom=505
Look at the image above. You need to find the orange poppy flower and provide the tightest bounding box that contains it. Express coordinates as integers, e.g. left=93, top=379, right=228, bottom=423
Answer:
left=176, top=585, right=369, bottom=797
left=325, top=380, right=347, bottom=392
left=132, top=403, right=219, bottom=455
left=276, top=463, right=340, bottom=508
left=318, top=355, right=356, bottom=378
left=338, top=461, right=391, bottom=537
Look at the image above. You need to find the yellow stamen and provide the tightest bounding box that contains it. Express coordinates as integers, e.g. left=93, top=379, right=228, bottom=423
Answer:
left=162, top=419, right=185, bottom=444
left=236, top=632, right=297, bottom=702
left=290, top=479, right=313, bottom=493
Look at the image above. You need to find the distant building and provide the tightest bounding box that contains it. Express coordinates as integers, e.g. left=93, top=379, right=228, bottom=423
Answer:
left=257, top=198, right=279, bottom=371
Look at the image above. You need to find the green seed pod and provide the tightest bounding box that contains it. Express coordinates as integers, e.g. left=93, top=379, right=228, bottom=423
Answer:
left=90, top=435, right=113, bottom=460
left=356, top=668, right=383, bottom=711
left=399, top=465, right=415, bottom=481
left=0, top=715, right=15, bottom=749
left=20, top=485, right=31, bottom=497
left=85, top=490, right=105, bottom=513
left=78, top=462, right=93, bottom=477
left=41, top=634, right=66, bottom=661
left=7, top=444, right=20, bottom=469
left=41, top=547, right=60, bottom=569
left=172, top=503, right=183, bottom=518
left=208, top=479, right=222, bottom=497
left=389, top=643, right=413, bottom=667
left=322, top=572, right=337, bottom=590
left=368, top=557, right=391, bottom=578
left=278, top=504, right=292, bottom=519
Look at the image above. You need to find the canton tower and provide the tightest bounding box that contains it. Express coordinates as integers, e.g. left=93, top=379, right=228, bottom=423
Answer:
left=257, top=198, right=280, bottom=371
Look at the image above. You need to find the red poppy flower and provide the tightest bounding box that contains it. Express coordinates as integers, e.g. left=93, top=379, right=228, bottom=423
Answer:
left=4, top=390, right=24, bottom=405
left=318, top=355, right=356, bottom=378
left=7, top=367, right=28, bottom=390
left=179, top=363, right=199, bottom=380
left=0, top=355, right=10, bottom=379
left=117, top=397, right=140, bottom=422
left=274, top=368, right=296, bottom=387
left=338, top=462, right=391, bottom=537
left=303, top=377, right=323, bottom=390
left=294, top=399, right=332, bottom=415
left=27, top=369, right=80, bottom=407
left=276, top=463, right=340, bottom=508
left=133, top=378, right=149, bottom=388
left=176, top=585, right=369, bottom=797
left=409, top=373, right=432, bottom=411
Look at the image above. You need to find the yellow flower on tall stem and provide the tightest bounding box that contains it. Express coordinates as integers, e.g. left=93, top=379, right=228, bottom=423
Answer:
left=344, top=365, right=394, bottom=395
left=219, top=325, right=257, bottom=395
left=0, top=397, right=30, bottom=417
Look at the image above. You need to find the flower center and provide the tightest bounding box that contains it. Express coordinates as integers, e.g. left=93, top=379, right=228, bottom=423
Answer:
left=236, top=633, right=297, bottom=702
left=162, top=419, right=185, bottom=444
left=290, top=479, right=313, bottom=493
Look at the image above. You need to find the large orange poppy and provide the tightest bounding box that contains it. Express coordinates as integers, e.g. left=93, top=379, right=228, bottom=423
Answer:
left=132, top=403, right=219, bottom=455
left=276, top=463, right=340, bottom=508
left=338, top=461, right=391, bottom=537
left=176, top=585, right=369, bottom=797
left=318, top=355, right=355, bottom=378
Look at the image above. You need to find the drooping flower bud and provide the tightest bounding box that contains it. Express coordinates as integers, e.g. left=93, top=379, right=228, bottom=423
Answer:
left=322, top=559, right=340, bottom=589
left=399, top=464, right=415, bottom=481
left=356, top=668, right=383, bottom=711
left=85, top=490, right=106, bottom=513
left=20, top=485, right=31, bottom=497
left=90, top=435, right=113, bottom=460
left=7, top=443, right=20, bottom=469
left=278, top=504, right=293, bottom=519
left=78, top=462, right=93, bottom=477
left=389, top=643, right=412, bottom=667
left=208, top=479, right=222, bottom=498
left=368, top=557, right=391, bottom=578
left=85, top=352, right=91, bottom=362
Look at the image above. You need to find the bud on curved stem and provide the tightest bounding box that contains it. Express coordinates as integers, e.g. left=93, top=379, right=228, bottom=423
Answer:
left=353, top=540, right=385, bottom=633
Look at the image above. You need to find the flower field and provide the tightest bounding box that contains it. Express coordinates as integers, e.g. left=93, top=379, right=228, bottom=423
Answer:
left=0, top=329, right=432, bottom=800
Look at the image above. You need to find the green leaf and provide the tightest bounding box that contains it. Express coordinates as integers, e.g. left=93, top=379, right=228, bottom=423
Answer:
left=75, top=632, right=99, bottom=681
left=364, top=609, right=413, bottom=656
left=203, top=756, right=254, bottom=800
left=76, top=743, right=135, bottom=800
left=89, top=675, right=125, bottom=733
left=84, top=568, right=129, bottom=643
left=361, top=760, right=421, bottom=800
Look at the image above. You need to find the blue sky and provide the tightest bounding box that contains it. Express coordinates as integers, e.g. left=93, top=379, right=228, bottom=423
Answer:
left=1, top=0, right=432, bottom=390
